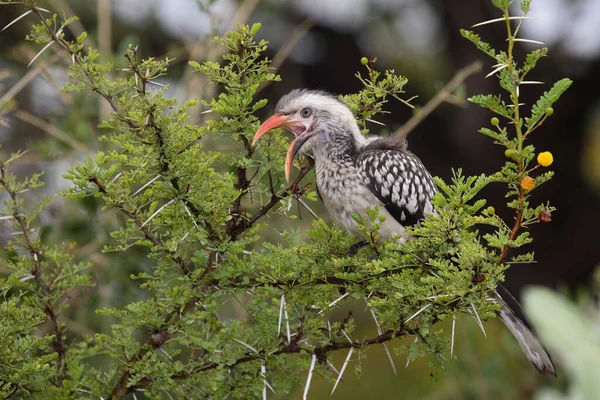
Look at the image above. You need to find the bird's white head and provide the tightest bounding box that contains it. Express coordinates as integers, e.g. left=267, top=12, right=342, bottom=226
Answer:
left=252, top=89, right=365, bottom=181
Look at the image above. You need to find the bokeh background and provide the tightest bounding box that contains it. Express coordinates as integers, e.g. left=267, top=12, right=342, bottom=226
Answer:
left=0, top=0, right=599, bottom=399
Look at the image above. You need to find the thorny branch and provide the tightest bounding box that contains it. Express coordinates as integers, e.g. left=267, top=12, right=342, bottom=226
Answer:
left=0, top=162, right=67, bottom=387
left=187, top=324, right=418, bottom=376
left=88, top=177, right=192, bottom=276
left=230, top=163, right=314, bottom=239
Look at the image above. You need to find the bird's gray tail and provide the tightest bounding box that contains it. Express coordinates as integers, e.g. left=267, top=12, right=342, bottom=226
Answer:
left=493, top=284, right=556, bottom=376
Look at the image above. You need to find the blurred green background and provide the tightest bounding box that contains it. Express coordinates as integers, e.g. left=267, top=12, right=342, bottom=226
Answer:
left=0, top=0, right=598, bottom=399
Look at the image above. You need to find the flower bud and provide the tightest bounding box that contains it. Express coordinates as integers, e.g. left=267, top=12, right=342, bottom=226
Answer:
left=520, top=176, right=535, bottom=191
left=537, top=151, right=553, bottom=167
left=539, top=210, right=552, bottom=223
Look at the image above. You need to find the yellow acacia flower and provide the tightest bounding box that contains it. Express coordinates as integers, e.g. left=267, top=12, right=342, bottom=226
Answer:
left=537, top=151, right=553, bottom=167
left=520, top=176, right=535, bottom=191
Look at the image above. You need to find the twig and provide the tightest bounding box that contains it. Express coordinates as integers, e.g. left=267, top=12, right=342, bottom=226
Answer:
left=393, top=60, right=483, bottom=138
left=257, top=19, right=314, bottom=94
left=12, top=109, right=91, bottom=152
left=0, top=53, right=62, bottom=110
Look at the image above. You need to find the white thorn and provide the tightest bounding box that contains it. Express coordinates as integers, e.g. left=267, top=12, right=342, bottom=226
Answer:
left=341, top=329, right=353, bottom=344
left=182, top=203, right=199, bottom=228
left=471, top=16, right=537, bottom=28
left=297, top=197, right=320, bottom=220
left=159, top=347, right=174, bottom=361
left=512, top=38, right=545, bottom=45
left=199, top=109, right=213, bottom=115
left=261, top=364, right=275, bottom=398
left=109, top=172, right=123, bottom=184
left=148, top=80, right=166, bottom=87
left=141, top=199, right=174, bottom=227
left=470, top=303, right=487, bottom=338
left=368, top=305, right=396, bottom=375
left=28, top=40, right=55, bottom=67
left=520, top=80, right=544, bottom=85
left=283, top=295, right=291, bottom=345
left=36, top=7, right=51, bottom=13
left=517, top=85, right=520, bottom=98
left=381, top=342, right=397, bottom=375
left=326, top=359, right=341, bottom=377
left=485, top=63, right=508, bottom=78
left=318, top=292, right=349, bottom=315
left=232, top=338, right=258, bottom=354
left=19, top=274, right=35, bottom=282
left=405, top=337, right=418, bottom=368
left=404, top=303, right=432, bottom=324
left=451, top=315, right=456, bottom=359
left=506, top=103, right=526, bottom=107
left=278, top=294, right=285, bottom=338
left=429, top=270, right=442, bottom=280
left=303, top=354, right=317, bottom=400
left=178, top=230, right=192, bottom=244
left=133, top=174, right=161, bottom=196
left=0, top=215, right=15, bottom=221
left=331, top=348, right=353, bottom=396
left=2, top=10, right=32, bottom=32
left=365, top=118, right=386, bottom=127
left=327, top=320, right=332, bottom=340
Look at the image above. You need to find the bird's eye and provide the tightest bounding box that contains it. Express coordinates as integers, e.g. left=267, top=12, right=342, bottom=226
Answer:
left=300, top=108, right=312, bottom=118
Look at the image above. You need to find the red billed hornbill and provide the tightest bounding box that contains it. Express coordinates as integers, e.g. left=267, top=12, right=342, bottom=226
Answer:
left=252, top=89, right=555, bottom=375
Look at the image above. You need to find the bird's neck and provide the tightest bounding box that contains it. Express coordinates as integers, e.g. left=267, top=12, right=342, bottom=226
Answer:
left=312, top=123, right=364, bottom=162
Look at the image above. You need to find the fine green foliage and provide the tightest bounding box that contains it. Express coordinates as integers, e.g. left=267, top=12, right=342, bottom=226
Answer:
left=0, top=152, right=93, bottom=398
left=339, top=57, right=416, bottom=135
left=0, top=0, right=568, bottom=398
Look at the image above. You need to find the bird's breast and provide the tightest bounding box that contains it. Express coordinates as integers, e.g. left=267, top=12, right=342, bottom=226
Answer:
left=314, top=159, right=406, bottom=239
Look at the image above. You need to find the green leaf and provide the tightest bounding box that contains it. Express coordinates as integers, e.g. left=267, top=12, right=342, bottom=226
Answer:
left=525, top=78, right=573, bottom=131
left=468, top=94, right=513, bottom=118
left=460, top=30, right=497, bottom=59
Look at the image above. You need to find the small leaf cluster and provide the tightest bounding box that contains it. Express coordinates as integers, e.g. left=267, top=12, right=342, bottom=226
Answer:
left=0, top=151, right=92, bottom=398
left=339, top=58, right=416, bottom=135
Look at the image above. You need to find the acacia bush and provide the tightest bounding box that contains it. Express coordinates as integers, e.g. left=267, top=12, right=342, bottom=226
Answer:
left=0, top=0, right=570, bottom=398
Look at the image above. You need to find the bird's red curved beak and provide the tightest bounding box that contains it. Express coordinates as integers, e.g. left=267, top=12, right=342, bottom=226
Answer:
left=251, top=114, right=290, bottom=147
left=252, top=113, right=310, bottom=182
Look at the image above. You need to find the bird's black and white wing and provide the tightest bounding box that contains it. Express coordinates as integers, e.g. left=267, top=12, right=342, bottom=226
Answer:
left=356, top=149, right=436, bottom=226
